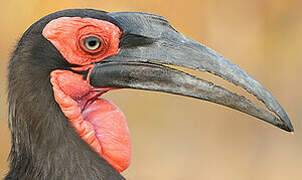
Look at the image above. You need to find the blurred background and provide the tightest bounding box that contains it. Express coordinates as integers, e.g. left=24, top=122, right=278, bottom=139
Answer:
left=0, top=0, right=301, bottom=179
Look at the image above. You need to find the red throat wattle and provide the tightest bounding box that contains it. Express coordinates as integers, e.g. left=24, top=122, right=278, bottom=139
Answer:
left=43, top=17, right=131, bottom=172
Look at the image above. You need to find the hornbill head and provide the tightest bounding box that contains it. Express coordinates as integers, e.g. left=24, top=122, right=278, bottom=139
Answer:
left=8, top=9, right=293, bottom=178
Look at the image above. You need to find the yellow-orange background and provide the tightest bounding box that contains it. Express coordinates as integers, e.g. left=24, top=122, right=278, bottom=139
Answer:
left=0, top=0, right=302, bottom=179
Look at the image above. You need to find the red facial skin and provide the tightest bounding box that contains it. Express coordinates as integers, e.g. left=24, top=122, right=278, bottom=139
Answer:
left=43, top=17, right=131, bottom=172
left=43, top=17, right=121, bottom=65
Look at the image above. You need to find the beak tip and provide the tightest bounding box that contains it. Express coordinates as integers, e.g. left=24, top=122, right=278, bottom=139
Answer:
left=279, top=120, right=294, bottom=133
left=284, top=117, right=294, bottom=133
left=289, top=125, right=294, bottom=133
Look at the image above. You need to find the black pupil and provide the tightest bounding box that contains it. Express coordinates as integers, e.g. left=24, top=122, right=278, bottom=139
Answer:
left=88, top=40, right=97, bottom=47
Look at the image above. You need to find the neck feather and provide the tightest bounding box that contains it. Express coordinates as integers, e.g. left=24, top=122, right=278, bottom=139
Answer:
left=6, top=43, right=124, bottom=180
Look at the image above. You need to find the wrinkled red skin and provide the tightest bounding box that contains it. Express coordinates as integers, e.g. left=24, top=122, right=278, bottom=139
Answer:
left=43, top=17, right=121, bottom=65
left=44, top=17, right=131, bottom=172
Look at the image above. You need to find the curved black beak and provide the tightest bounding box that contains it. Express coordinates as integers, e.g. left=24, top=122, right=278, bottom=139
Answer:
left=90, top=12, right=293, bottom=132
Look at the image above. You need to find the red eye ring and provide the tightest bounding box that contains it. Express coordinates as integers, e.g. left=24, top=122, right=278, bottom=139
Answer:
left=79, top=35, right=104, bottom=54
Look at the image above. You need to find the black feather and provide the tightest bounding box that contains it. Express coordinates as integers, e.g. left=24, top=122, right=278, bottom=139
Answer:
left=6, top=9, right=125, bottom=180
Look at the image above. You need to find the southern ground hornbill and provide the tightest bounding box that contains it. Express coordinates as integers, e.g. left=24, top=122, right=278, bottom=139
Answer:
left=6, top=9, right=293, bottom=179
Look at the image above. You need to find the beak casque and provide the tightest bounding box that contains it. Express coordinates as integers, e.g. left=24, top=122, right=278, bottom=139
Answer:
left=89, top=12, right=293, bottom=132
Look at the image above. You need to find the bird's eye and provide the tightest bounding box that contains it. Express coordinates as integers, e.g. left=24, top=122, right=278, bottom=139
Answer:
left=83, top=36, right=102, bottom=51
